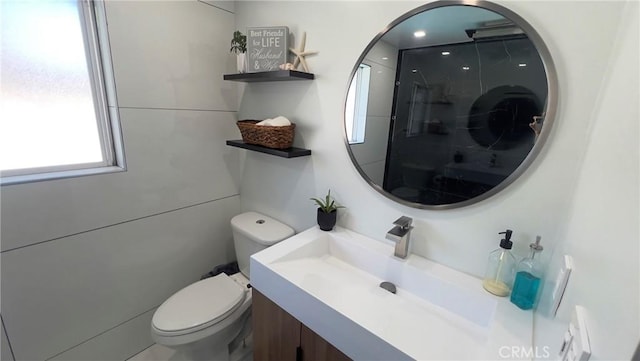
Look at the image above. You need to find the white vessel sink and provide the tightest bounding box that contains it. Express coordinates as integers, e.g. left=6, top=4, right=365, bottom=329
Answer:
left=250, top=226, right=532, bottom=360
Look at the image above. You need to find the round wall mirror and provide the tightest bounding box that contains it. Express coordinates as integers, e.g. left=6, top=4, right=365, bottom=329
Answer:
left=344, top=0, right=557, bottom=209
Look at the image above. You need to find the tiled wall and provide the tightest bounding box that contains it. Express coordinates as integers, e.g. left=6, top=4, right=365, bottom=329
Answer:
left=0, top=1, right=241, bottom=360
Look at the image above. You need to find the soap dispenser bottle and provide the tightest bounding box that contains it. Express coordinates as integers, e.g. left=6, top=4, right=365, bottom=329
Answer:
left=510, top=236, right=544, bottom=310
left=482, top=230, right=516, bottom=297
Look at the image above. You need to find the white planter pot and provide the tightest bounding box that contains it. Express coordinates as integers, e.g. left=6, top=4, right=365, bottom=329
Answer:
left=236, top=53, right=247, bottom=73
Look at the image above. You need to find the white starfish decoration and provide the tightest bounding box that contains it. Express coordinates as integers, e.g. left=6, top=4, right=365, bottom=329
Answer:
left=289, top=32, right=318, bottom=73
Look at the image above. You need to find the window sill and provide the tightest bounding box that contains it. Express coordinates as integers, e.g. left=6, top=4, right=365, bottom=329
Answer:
left=1, top=165, right=127, bottom=186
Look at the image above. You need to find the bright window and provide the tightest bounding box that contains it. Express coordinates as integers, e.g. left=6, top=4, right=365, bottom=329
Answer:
left=0, top=0, right=125, bottom=185
left=345, top=64, right=371, bottom=144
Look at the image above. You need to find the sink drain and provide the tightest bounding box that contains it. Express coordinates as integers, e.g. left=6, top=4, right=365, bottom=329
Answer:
left=379, top=281, right=397, bottom=294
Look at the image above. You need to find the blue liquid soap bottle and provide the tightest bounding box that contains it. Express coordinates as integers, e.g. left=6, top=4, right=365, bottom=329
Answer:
left=482, top=230, right=516, bottom=297
left=511, top=236, right=544, bottom=310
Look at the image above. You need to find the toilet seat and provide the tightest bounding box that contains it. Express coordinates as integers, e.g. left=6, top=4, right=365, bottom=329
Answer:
left=152, top=273, right=246, bottom=337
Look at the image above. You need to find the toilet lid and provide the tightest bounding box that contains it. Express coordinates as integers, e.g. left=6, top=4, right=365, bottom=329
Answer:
left=152, top=273, right=246, bottom=333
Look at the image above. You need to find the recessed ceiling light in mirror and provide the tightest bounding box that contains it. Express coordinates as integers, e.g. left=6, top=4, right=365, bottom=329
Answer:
left=413, top=30, right=426, bottom=38
left=441, top=51, right=451, bottom=56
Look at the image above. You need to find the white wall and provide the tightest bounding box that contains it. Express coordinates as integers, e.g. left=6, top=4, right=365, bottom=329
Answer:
left=534, top=2, right=639, bottom=359
left=235, top=0, right=638, bottom=359
left=235, top=0, right=623, bottom=280
left=0, top=1, right=241, bottom=360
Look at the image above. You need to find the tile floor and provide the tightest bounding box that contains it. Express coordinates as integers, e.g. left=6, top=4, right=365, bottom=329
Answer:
left=128, top=339, right=252, bottom=361
left=128, top=344, right=175, bottom=361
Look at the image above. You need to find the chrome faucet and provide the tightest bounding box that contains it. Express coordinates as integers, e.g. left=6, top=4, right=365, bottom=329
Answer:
left=386, top=216, right=413, bottom=259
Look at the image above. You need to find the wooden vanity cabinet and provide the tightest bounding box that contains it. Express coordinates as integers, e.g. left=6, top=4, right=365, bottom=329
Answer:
left=252, top=289, right=351, bottom=361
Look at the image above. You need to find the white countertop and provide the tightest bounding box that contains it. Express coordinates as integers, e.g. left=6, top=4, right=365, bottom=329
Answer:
left=251, top=226, right=532, bottom=360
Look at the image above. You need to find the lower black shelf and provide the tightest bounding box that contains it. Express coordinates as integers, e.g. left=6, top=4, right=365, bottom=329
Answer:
left=223, top=70, right=314, bottom=82
left=226, top=140, right=311, bottom=158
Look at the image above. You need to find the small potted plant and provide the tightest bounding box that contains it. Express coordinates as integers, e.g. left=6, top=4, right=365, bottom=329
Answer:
left=310, top=189, right=344, bottom=231
left=230, top=30, right=247, bottom=73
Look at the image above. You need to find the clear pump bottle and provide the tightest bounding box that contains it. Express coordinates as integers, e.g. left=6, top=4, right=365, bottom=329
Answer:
left=510, top=236, right=544, bottom=310
left=482, top=230, right=516, bottom=297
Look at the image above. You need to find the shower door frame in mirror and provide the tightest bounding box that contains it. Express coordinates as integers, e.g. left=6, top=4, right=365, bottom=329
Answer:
left=343, top=0, right=558, bottom=210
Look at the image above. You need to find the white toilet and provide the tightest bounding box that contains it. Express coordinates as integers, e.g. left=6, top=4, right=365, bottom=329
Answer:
left=151, top=211, right=294, bottom=361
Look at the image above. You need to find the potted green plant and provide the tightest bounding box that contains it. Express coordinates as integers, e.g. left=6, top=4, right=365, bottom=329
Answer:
left=230, top=30, right=247, bottom=73
left=310, top=190, right=344, bottom=231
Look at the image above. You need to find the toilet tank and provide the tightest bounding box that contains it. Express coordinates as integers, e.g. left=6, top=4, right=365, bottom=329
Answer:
left=231, top=212, right=294, bottom=278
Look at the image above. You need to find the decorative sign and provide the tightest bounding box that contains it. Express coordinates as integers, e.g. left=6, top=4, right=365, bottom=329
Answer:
left=247, top=26, right=289, bottom=72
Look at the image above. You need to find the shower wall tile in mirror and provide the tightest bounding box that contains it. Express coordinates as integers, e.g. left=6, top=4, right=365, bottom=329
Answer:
left=390, top=38, right=546, bottom=204
left=345, top=2, right=557, bottom=209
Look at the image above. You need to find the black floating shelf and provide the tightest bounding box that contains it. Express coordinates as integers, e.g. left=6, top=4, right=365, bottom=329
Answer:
left=223, top=70, right=314, bottom=82
left=226, top=140, right=311, bottom=158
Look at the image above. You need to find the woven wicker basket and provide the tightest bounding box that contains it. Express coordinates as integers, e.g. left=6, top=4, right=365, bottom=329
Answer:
left=237, top=120, right=295, bottom=149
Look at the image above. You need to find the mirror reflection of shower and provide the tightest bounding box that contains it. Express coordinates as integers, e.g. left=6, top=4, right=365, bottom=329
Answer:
left=344, top=4, right=552, bottom=207
left=385, top=34, right=546, bottom=205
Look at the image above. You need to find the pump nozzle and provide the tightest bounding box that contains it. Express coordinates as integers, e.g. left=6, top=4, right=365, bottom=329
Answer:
left=499, top=229, right=513, bottom=239
left=530, top=235, right=543, bottom=251
left=498, top=229, right=513, bottom=249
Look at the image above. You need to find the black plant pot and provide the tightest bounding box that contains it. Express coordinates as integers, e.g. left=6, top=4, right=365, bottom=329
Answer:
left=317, top=208, right=337, bottom=231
